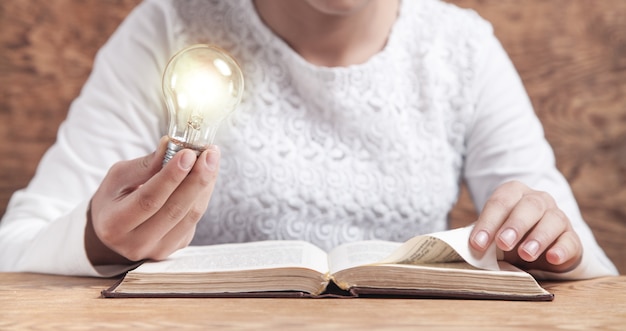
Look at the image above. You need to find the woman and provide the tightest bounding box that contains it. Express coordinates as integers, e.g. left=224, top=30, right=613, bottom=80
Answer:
left=0, top=0, right=617, bottom=278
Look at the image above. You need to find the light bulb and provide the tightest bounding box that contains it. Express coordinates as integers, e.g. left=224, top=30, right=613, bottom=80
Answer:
left=161, top=44, right=244, bottom=164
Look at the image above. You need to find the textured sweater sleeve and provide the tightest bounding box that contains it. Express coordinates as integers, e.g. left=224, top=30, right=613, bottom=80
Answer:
left=463, top=23, right=618, bottom=279
left=0, top=0, right=177, bottom=276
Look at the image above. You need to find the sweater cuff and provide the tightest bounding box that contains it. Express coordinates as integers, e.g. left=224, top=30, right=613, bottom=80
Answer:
left=20, top=199, right=137, bottom=277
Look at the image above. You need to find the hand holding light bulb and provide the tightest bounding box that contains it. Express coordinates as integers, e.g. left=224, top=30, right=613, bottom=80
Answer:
left=86, top=45, right=243, bottom=266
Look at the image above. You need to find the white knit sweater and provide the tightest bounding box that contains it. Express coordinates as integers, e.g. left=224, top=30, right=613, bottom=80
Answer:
left=0, top=0, right=617, bottom=278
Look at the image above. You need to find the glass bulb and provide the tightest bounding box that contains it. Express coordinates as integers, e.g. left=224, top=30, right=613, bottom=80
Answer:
left=161, top=44, right=244, bottom=164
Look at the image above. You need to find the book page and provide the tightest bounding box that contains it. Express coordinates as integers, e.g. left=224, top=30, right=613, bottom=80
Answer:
left=327, top=240, right=402, bottom=274
left=379, top=225, right=500, bottom=271
left=132, top=240, right=329, bottom=274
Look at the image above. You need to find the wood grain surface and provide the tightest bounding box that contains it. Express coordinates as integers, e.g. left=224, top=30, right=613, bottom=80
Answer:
left=0, top=272, right=625, bottom=330
left=0, top=1, right=624, bottom=273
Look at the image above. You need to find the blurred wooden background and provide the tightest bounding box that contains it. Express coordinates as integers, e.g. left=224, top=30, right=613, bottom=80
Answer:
left=0, top=0, right=624, bottom=273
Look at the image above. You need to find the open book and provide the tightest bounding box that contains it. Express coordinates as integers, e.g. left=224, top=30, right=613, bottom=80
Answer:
left=102, top=226, right=553, bottom=301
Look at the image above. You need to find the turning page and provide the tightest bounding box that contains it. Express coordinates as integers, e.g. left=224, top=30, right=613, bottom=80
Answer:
left=380, top=225, right=501, bottom=270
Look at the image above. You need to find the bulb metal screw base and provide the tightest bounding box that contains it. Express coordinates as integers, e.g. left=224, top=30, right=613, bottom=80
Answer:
left=162, top=140, right=202, bottom=166
left=163, top=141, right=183, bottom=166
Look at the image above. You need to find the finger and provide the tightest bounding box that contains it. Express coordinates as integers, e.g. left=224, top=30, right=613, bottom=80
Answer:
left=495, top=191, right=554, bottom=251
left=470, top=181, right=526, bottom=251
left=516, top=207, right=569, bottom=262
left=545, top=230, right=582, bottom=270
left=174, top=226, right=197, bottom=251
left=132, top=146, right=219, bottom=246
left=507, top=230, right=583, bottom=273
left=104, top=137, right=169, bottom=197
left=118, top=148, right=198, bottom=230
left=147, top=211, right=201, bottom=261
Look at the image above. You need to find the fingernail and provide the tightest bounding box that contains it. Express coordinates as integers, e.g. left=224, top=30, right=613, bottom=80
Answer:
left=179, top=150, right=196, bottom=170
left=550, top=247, right=565, bottom=264
left=473, top=230, right=489, bottom=249
left=205, top=146, right=220, bottom=171
left=522, top=240, right=540, bottom=257
left=499, top=228, right=517, bottom=248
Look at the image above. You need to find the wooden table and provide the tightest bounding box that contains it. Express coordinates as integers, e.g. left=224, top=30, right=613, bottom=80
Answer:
left=0, top=273, right=624, bottom=330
